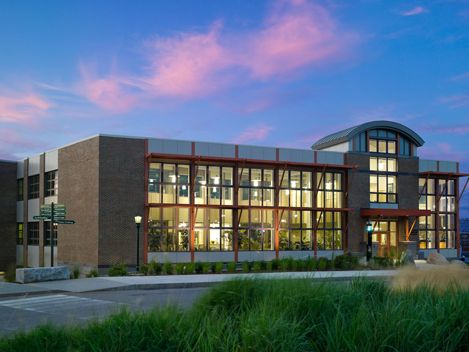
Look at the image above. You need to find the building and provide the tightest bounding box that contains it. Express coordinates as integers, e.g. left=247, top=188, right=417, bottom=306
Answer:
left=0, top=120, right=467, bottom=270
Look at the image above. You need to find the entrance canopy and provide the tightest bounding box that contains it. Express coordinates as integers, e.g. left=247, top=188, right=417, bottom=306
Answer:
left=360, top=208, right=431, bottom=218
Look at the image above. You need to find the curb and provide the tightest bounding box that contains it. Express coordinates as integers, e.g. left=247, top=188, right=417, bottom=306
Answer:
left=0, top=289, right=66, bottom=299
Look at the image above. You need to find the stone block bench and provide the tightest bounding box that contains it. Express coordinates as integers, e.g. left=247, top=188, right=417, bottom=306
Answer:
left=16, top=266, right=70, bottom=283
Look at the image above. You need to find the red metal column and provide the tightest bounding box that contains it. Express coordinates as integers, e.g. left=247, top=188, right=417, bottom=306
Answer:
left=143, top=139, right=149, bottom=264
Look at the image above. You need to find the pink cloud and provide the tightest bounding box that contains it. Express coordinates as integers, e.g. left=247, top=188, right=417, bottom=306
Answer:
left=79, top=65, right=139, bottom=113
left=233, top=124, right=274, bottom=144
left=0, top=129, right=48, bottom=159
left=421, top=124, right=469, bottom=135
left=420, top=142, right=468, bottom=162
left=0, top=93, right=50, bottom=125
left=80, top=0, right=357, bottom=110
left=401, top=6, right=427, bottom=17
left=439, top=94, right=469, bottom=108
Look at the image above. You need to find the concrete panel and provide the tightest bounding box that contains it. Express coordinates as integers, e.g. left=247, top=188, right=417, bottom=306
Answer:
left=417, top=249, right=457, bottom=259
left=27, top=246, right=39, bottom=267
left=238, top=145, right=276, bottom=161
left=17, top=161, right=24, bottom=179
left=45, top=149, right=58, bottom=172
left=27, top=199, right=40, bottom=221
left=147, top=252, right=192, bottom=263
left=278, top=251, right=315, bottom=259
left=317, top=250, right=344, bottom=259
left=439, top=161, right=457, bottom=173
left=316, top=151, right=344, bottom=165
left=194, top=252, right=235, bottom=262
left=321, top=142, right=350, bottom=153
left=195, top=142, right=236, bottom=158
left=419, top=159, right=437, bottom=172
left=16, top=246, right=24, bottom=266
left=370, top=203, right=398, bottom=209
left=148, top=138, right=192, bottom=155
left=278, top=148, right=314, bottom=163
left=17, top=201, right=23, bottom=222
left=43, top=246, right=58, bottom=267
left=44, top=196, right=58, bottom=205
left=237, top=251, right=276, bottom=262
left=28, top=155, right=41, bottom=175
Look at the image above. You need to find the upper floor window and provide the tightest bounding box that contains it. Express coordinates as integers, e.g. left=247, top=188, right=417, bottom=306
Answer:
left=370, top=157, right=398, bottom=172
left=45, top=170, right=58, bottom=197
left=17, top=179, right=24, bottom=201
left=368, top=129, right=397, bottom=154
left=28, top=175, right=39, bottom=199
left=369, top=157, right=397, bottom=204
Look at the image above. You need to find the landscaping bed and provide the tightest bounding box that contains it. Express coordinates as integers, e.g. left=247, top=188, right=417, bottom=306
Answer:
left=0, top=278, right=467, bottom=351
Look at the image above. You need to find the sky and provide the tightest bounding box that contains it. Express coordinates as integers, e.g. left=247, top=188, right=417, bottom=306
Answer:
left=0, top=0, right=468, bottom=215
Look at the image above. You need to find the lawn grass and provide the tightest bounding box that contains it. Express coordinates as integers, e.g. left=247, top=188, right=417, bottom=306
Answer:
left=1, top=278, right=468, bottom=351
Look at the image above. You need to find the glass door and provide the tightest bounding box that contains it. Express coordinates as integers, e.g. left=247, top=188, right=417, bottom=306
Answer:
left=372, top=220, right=397, bottom=257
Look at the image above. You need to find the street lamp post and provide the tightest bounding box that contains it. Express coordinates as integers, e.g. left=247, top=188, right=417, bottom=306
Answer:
left=134, top=215, right=142, bottom=272
left=366, top=221, right=373, bottom=262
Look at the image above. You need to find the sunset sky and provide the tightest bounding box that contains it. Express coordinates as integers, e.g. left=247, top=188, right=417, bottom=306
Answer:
left=0, top=0, right=468, bottom=214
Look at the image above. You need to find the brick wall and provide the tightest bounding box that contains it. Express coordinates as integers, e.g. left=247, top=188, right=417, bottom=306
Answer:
left=0, top=161, right=17, bottom=270
left=98, top=136, right=145, bottom=266
left=58, top=137, right=100, bottom=266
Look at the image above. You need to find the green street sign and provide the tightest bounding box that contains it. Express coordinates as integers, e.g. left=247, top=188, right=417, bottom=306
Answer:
left=56, top=220, right=75, bottom=224
left=55, top=204, right=65, bottom=209
left=54, top=215, right=66, bottom=220
left=33, top=215, right=49, bottom=220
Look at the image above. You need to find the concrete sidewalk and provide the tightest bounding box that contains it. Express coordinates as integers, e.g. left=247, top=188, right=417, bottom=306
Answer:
left=0, top=269, right=397, bottom=297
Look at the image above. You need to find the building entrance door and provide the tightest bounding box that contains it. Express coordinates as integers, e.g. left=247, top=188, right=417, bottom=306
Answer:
left=371, top=220, right=397, bottom=257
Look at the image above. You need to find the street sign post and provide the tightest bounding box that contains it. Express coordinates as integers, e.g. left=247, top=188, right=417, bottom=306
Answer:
left=34, top=202, right=75, bottom=267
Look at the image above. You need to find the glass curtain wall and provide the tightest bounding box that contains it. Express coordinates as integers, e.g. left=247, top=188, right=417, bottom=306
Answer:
left=418, top=178, right=456, bottom=249
left=148, top=161, right=345, bottom=252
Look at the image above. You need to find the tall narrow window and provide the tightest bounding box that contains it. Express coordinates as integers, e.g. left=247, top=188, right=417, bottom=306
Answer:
left=28, top=175, right=39, bottom=199
left=17, top=179, right=24, bottom=201
left=44, top=222, right=57, bottom=246
left=45, top=170, right=58, bottom=197
left=369, top=157, right=397, bottom=203
left=17, top=223, right=24, bottom=245
left=27, top=222, right=39, bottom=245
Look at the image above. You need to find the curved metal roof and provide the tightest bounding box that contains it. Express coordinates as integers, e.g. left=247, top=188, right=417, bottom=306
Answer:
left=311, top=120, right=425, bottom=150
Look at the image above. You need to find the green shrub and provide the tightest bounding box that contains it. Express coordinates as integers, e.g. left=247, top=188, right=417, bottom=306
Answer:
left=286, top=257, right=295, bottom=271
left=185, top=263, right=195, bottom=274
left=279, top=259, right=289, bottom=272
left=195, top=262, right=204, bottom=274
left=242, top=261, right=250, bottom=273
left=72, top=266, right=80, bottom=279
left=252, top=261, right=262, bottom=273
left=86, top=269, right=99, bottom=278
left=334, top=254, right=360, bottom=270
left=305, top=257, right=317, bottom=271
left=108, top=263, right=127, bottom=276
left=271, top=258, right=280, bottom=271
left=266, top=261, right=273, bottom=272
left=317, top=257, right=330, bottom=271
left=372, top=256, right=392, bottom=269
left=4, top=264, right=16, bottom=283
left=162, top=262, right=173, bottom=275
left=202, top=263, right=211, bottom=274
left=148, top=261, right=162, bottom=275
left=214, top=262, right=223, bottom=274
left=294, top=259, right=305, bottom=271
left=139, top=264, right=149, bottom=276
left=175, top=263, right=186, bottom=275
left=227, top=262, right=236, bottom=273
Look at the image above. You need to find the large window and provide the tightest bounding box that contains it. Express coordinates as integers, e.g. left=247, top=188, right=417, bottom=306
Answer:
left=27, top=222, right=39, bottom=245
left=44, top=222, right=58, bottom=246
left=196, top=166, right=233, bottom=206
left=195, top=208, right=233, bottom=251
left=17, top=179, right=24, bottom=201
left=148, top=207, right=190, bottom=252
left=368, top=129, right=397, bottom=154
left=17, top=223, right=23, bottom=245
left=418, top=178, right=456, bottom=249
left=369, top=157, right=397, bottom=203
left=239, top=168, right=274, bottom=207
left=316, top=211, right=342, bottom=250
left=148, top=163, right=190, bottom=204
left=279, top=170, right=312, bottom=208
left=239, top=209, right=274, bottom=251
left=316, top=172, right=343, bottom=208
left=45, top=170, right=58, bottom=197
left=279, top=210, right=312, bottom=250
left=28, top=175, right=39, bottom=199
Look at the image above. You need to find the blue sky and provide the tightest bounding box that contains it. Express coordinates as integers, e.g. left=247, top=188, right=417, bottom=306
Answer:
left=0, top=0, right=468, bottom=214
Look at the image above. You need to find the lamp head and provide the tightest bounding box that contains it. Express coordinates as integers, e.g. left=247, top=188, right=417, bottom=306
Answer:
left=134, top=215, right=142, bottom=225
left=366, top=221, right=373, bottom=233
